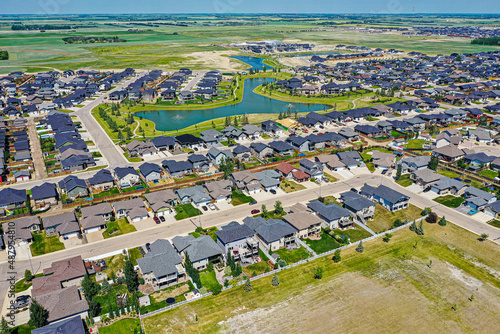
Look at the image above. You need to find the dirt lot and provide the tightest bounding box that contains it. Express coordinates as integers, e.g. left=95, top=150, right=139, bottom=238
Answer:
left=150, top=284, right=190, bottom=301
left=182, top=51, right=247, bottom=71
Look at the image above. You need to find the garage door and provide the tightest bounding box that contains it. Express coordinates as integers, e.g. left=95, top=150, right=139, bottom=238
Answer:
left=17, top=241, right=27, bottom=246
left=65, top=232, right=79, bottom=238
left=132, top=217, right=141, bottom=223
left=85, top=227, right=100, bottom=234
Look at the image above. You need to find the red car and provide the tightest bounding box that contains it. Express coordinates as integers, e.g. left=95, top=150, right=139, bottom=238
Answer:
left=153, top=217, right=161, bottom=224
left=251, top=209, right=260, bottom=214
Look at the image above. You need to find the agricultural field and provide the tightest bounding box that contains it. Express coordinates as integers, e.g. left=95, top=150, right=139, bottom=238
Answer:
left=143, top=221, right=500, bottom=333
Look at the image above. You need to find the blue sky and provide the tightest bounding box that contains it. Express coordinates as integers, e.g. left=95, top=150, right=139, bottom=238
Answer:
left=2, top=0, right=499, bottom=15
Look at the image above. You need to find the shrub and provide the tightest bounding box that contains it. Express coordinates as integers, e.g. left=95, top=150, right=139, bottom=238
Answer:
left=438, top=216, right=447, bottom=226
left=332, top=249, right=341, bottom=263
left=355, top=241, right=364, bottom=253
left=421, top=207, right=431, bottom=216
left=243, top=279, right=253, bottom=292
left=272, top=273, right=280, bottom=286
left=278, top=259, right=287, bottom=268
left=211, top=283, right=223, bottom=295
left=426, top=212, right=438, bottom=224
left=392, top=218, right=403, bottom=228
left=313, top=267, right=324, bottom=279
left=383, top=233, right=392, bottom=243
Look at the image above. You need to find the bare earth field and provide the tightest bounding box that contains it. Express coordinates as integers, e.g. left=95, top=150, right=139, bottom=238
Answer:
left=143, top=222, right=500, bottom=334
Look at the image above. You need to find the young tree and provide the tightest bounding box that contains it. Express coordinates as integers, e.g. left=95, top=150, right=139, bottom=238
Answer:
left=88, top=299, right=101, bottom=318
left=393, top=218, right=403, bottom=228
left=313, top=267, right=324, bottom=279
left=82, top=274, right=100, bottom=301
left=428, top=155, right=439, bottom=171
left=24, top=269, right=33, bottom=282
left=426, top=212, right=438, bottom=224
left=395, top=164, right=402, bottom=181
left=356, top=241, right=364, bottom=253
left=244, top=278, right=253, bottom=292
left=274, top=201, right=283, bottom=215
left=416, top=221, right=425, bottom=235
left=438, top=216, right=447, bottom=226
left=272, top=273, right=280, bottom=286
left=233, top=116, right=238, bottom=127
left=28, top=299, right=49, bottom=328
left=261, top=204, right=268, bottom=217
left=212, top=283, right=223, bottom=295
left=124, top=259, right=139, bottom=293
left=332, top=249, right=341, bottom=263
left=383, top=233, right=392, bottom=243
left=480, top=233, right=489, bottom=242
left=101, top=279, right=111, bottom=294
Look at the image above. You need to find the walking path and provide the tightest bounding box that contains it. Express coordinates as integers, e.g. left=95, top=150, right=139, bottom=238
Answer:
left=27, top=118, right=47, bottom=180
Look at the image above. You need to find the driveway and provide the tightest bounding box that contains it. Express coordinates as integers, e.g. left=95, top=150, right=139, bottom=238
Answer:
left=61, top=236, right=84, bottom=249
left=406, top=184, right=424, bottom=194
left=337, top=169, right=354, bottom=179
left=85, top=231, right=104, bottom=243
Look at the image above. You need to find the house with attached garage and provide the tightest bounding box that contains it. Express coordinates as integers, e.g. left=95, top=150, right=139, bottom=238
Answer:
left=429, top=177, right=467, bottom=196
left=200, top=129, right=225, bottom=146
left=467, top=129, right=492, bottom=143
left=371, top=151, right=397, bottom=169
left=282, top=212, right=322, bottom=239
left=87, top=169, right=115, bottom=191
left=433, top=145, right=465, bottom=162
left=176, top=185, right=211, bottom=207
left=175, top=134, right=204, bottom=149
left=372, top=185, right=410, bottom=212
left=42, top=211, right=80, bottom=238
left=221, top=126, right=247, bottom=141
left=484, top=200, right=500, bottom=218
left=261, top=120, right=284, bottom=135
left=215, top=221, right=259, bottom=264
left=31, top=182, right=58, bottom=207
left=232, top=145, right=252, bottom=161
left=250, top=142, right=274, bottom=158
left=204, top=180, right=232, bottom=203
left=254, top=170, right=281, bottom=192
left=411, top=168, right=443, bottom=188
left=126, top=140, right=157, bottom=158
left=144, top=189, right=178, bottom=217
left=32, top=316, right=86, bottom=334
left=399, top=156, right=431, bottom=173
left=243, top=217, right=297, bottom=252
left=242, top=124, right=262, bottom=139
left=463, top=153, right=496, bottom=167
left=137, top=239, right=186, bottom=290
left=299, top=158, right=324, bottom=180
left=268, top=141, right=294, bottom=156
left=340, top=191, right=376, bottom=221
left=354, top=124, right=384, bottom=138
left=114, top=167, right=141, bottom=188
left=152, top=136, right=177, bottom=152
left=338, top=127, right=359, bottom=142
left=435, top=133, right=462, bottom=148
left=79, top=202, right=113, bottom=233
left=275, top=161, right=298, bottom=180
left=2, top=216, right=41, bottom=246
left=491, top=157, right=500, bottom=171
left=0, top=188, right=27, bottom=213
left=188, top=154, right=211, bottom=172
left=58, top=176, right=88, bottom=200
left=286, top=136, right=311, bottom=152
left=207, top=147, right=234, bottom=167
left=462, top=186, right=497, bottom=210
left=230, top=170, right=262, bottom=194
left=112, top=197, right=149, bottom=222
left=139, top=162, right=163, bottom=183
left=307, top=200, right=354, bottom=229
left=162, top=160, right=193, bottom=178
left=172, top=235, right=223, bottom=270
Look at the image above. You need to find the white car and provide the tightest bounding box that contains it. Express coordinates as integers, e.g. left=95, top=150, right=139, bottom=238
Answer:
left=208, top=203, right=216, bottom=210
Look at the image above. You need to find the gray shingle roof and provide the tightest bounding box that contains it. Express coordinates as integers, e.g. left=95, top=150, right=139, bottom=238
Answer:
left=372, top=185, right=408, bottom=204
left=243, top=217, right=296, bottom=244
left=137, top=239, right=182, bottom=277
left=172, top=235, right=222, bottom=263
left=216, top=222, right=255, bottom=244
left=307, top=200, right=351, bottom=221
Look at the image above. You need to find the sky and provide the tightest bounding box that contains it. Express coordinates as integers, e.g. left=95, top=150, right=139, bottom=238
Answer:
left=1, top=0, right=499, bottom=15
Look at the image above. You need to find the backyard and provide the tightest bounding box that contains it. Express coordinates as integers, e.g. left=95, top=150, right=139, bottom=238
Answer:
left=304, top=230, right=341, bottom=254
left=102, top=219, right=137, bottom=239
left=200, top=271, right=219, bottom=291
left=368, top=204, right=423, bottom=233
left=272, top=247, right=310, bottom=264
left=143, top=220, right=500, bottom=334
left=30, top=232, right=65, bottom=256
left=242, top=261, right=272, bottom=276
left=434, top=195, right=465, bottom=208
left=477, top=169, right=499, bottom=179
left=99, top=318, right=142, bottom=334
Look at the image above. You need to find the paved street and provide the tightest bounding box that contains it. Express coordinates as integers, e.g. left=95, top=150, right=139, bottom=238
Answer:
left=2, top=173, right=500, bottom=316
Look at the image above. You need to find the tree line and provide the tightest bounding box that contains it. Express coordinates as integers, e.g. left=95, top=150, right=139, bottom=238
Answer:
left=471, top=37, right=500, bottom=46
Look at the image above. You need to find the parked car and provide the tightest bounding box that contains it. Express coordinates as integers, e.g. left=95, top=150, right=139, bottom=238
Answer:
left=208, top=203, right=216, bottom=210
left=270, top=189, right=277, bottom=194
left=159, top=216, right=166, bottom=222
left=468, top=208, right=478, bottom=215
left=202, top=206, right=208, bottom=211
left=16, top=295, right=30, bottom=303
left=251, top=209, right=260, bottom=214
left=14, top=300, right=29, bottom=309
left=153, top=217, right=160, bottom=224
left=194, top=147, right=199, bottom=151
left=249, top=201, right=258, bottom=205
left=145, top=243, right=151, bottom=251
left=350, top=188, right=358, bottom=193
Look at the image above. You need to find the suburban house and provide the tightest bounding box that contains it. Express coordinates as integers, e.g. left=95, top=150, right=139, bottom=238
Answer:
left=152, top=136, right=177, bottom=152
left=175, top=134, right=204, bottom=149
left=268, top=141, right=294, bottom=156
left=207, top=147, right=234, bottom=166
left=230, top=170, right=262, bottom=194
left=411, top=168, right=443, bottom=188
left=137, top=239, right=186, bottom=290
left=139, top=163, right=163, bottom=183
left=112, top=198, right=149, bottom=222
left=399, top=156, right=431, bottom=173
left=172, top=235, right=223, bottom=270
left=463, top=186, right=497, bottom=210
left=253, top=170, right=281, bottom=192
left=242, top=124, right=261, bottom=139
left=371, top=151, right=397, bottom=169
left=87, top=169, right=115, bottom=191
left=32, top=316, right=85, bottom=334
left=232, top=145, right=252, bottom=161
left=275, top=161, right=298, bottom=180
left=176, top=185, right=211, bottom=207
left=162, top=160, right=193, bottom=178
left=144, top=189, right=178, bottom=217
left=282, top=212, right=322, bottom=239
left=463, top=153, right=496, bottom=167
left=114, top=167, right=141, bottom=188
left=41, top=212, right=81, bottom=238
left=0, top=188, right=27, bottom=212
left=188, top=154, right=211, bottom=172
left=79, top=202, right=113, bottom=233
left=340, top=191, right=376, bottom=221
left=433, top=145, right=465, bottom=162
left=430, top=177, right=467, bottom=195
left=372, top=185, right=409, bottom=212
left=216, top=221, right=259, bottom=264
left=204, top=180, right=232, bottom=203
left=243, top=217, right=297, bottom=252
left=307, top=200, right=354, bottom=229
left=484, top=201, right=500, bottom=218
left=200, top=129, right=225, bottom=146
left=31, top=182, right=58, bottom=207
left=58, top=176, right=88, bottom=200
left=299, top=158, right=324, bottom=180
left=126, top=140, right=157, bottom=157
left=2, top=216, right=41, bottom=246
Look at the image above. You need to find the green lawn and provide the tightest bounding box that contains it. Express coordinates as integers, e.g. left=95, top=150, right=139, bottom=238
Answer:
left=102, top=219, right=137, bottom=239
left=30, top=232, right=65, bottom=256
left=93, top=284, right=129, bottom=315
left=395, top=174, right=413, bottom=187
left=342, top=225, right=374, bottom=242
left=231, top=191, right=255, bottom=206
left=406, top=139, right=427, bottom=149
left=369, top=204, right=422, bottom=233
left=304, top=231, right=341, bottom=253
left=174, top=204, right=202, bottom=220
left=434, top=195, right=465, bottom=208
left=99, top=317, right=142, bottom=334
left=477, top=170, right=499, bottom=179
left=93, top=187, right=120, bottom=198
left=200, top=271, right=219, bottom=291
left=242, top=261, right=272, bottom=276
left=324, top=173, right=338, bottom=183
left=488, top=220, right=500, bottom=228
left=272, top=247, right=310, bottom=264
left=100, top=254, right=127, bottom=279
left=280, top=180, right=307, bottom=193
left=437, top=170, right=461, bottom=179
left=14, top=273, right=43, bottom=293
left=129, top=247, right=143, bottom=266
